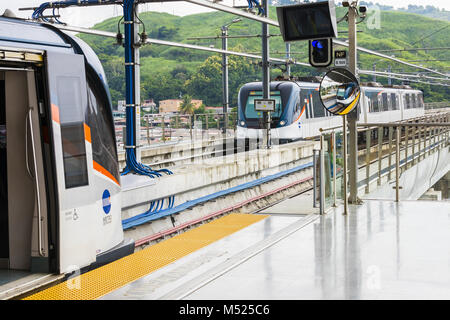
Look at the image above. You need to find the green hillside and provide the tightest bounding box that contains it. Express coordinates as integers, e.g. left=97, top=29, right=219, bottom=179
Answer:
left=79, top=6, right=450, bottom=107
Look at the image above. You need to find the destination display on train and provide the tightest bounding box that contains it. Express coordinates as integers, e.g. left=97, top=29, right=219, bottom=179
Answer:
left=254, top=99, right=276, bottom=112
left=249, top=91, right=280, bottom=96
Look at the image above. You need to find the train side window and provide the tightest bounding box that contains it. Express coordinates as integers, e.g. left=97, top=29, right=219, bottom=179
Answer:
left=418, top=93, right=424, bottom=108
left=390, top=93, right=397, bottom=110
left=382, top=93, right=389, bottom=111
left=85, top=73, right=120, bottom=185
left=366, top=91, right=379, bottom=112
left=413, top=94, right=418, bottom=108
left=312, top=91, right=324, bottom=118
left=405, top=94, right=410, bottom=109
left=57, top=76, right=89, bottom=188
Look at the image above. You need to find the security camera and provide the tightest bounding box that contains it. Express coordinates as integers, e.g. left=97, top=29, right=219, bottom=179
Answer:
left=359, top=6, right=367, bottom=13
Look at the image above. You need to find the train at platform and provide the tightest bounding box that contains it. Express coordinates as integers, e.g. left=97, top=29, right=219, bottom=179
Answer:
left=236, top=79, right=425, bottom=143
left=0, top=15, right=134, bottom=281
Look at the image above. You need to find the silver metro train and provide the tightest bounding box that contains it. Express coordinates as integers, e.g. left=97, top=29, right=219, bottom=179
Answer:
left=236, top=80, right=425, bottom=143
left=0, top=14, right=133, bottom=286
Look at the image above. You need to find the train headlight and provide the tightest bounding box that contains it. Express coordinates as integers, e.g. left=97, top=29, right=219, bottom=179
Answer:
left=240, top=121, right=245, bottom=126
left=279, top=120, right=286, bottom=126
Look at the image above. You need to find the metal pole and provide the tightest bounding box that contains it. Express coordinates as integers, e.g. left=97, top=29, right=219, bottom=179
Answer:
left=133, top=3, right=141, bottom=161
left=365, top=128, right=371, bottom=193
left=189, top=114, right=192, bottom=141
left=343, top=115, right=348, bottom=215
left=285, top=43, right=291, bottom=78
left=146, top=114, right=150, bottom=145
left=221, top=26, right=229, bottom=135
left=347, top=2, right=360, bottom=204
left=388, top=126, right=393, bottom=179
left=388, top=64, right=392, bottom=86
left=332, top=131, right=337, bottom=207
left=320, top=134, right=325, bottom=215
left=205, top=113, right=209, bottom=140
left=405, top=125, right=409, bottom=170
left=395, top=127, right=400, bottom=202
left=411, top=124, right=416, bottom=165
left=372, top=62, right=376, bottom=82
left=313, top=149, right=317, bottom=208
left=377, top=127, right=382, bottom=185
left=262, top=0, right=271, bottom=149
left=161, top=115, right=165, bottom=142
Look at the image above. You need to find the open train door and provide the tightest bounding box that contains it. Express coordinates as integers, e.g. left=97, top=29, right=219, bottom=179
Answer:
left=0, top=47, right=62, bottom=299
left=45, top=52, right=97, bottom=274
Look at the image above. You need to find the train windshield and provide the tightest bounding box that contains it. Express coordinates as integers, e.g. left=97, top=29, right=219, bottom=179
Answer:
left=245, top=91, right=283, bottom=119
left=336, top=84, right=354, bottom=100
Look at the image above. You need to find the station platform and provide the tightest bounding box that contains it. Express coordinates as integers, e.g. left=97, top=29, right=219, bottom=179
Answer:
left=24, top=199, right=450, bottom=300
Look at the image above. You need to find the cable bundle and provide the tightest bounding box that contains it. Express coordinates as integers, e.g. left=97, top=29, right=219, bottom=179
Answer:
left=121, top=0, right=175, bottom=214
left=32, top=1, right=118, bottom=23
left=33, top=0, right=176, bottom=214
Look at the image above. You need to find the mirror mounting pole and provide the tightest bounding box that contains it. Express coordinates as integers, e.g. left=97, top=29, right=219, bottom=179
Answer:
left=347, top=1, right=363, bottom=205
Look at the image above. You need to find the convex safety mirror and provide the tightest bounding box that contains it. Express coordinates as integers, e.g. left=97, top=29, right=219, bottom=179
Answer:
left=319, top=67, right=361, bottom=115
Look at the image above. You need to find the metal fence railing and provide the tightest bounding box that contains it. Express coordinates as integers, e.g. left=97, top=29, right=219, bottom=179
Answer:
left=424, top=102, right=449, bottom=110
left=115, top=112, right=238, bottom=149
left=315, top=112, right=450, bottom=214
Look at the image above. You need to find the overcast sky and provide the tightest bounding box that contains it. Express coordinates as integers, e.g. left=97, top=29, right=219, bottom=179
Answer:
left=2, top=0, right=449, bottom=27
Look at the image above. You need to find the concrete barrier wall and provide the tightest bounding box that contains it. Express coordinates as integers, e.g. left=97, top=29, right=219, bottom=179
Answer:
left=365, top=146, right=450, bottom=200
left=121, top=140, right=317, bottom=223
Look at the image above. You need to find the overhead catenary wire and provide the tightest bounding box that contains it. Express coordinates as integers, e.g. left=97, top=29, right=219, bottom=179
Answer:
left=49, top=23, right=449, bottom=87
left=29, top=1, right=448, bottom=78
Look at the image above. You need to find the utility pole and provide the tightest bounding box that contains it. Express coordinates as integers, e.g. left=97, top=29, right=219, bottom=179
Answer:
left=285, top=43, right=291, bottom=78
left=123, top=0, right=141, bottom=164
left=388, top=64, right=392, bottom=85
left=372, top=62, right=376, bottom=82
left=221, top=25, right=229, bottom=135
left=220, top=18, right=241, bottom=135
left=262, top=0, right=271, bottom=149
left=347, top=1, right=361, bottom=206
left=134, top=3, right=141, bottom=161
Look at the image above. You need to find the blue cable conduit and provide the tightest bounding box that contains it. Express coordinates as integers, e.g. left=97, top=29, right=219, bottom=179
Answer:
left=122, top=161, right=314, bottom=230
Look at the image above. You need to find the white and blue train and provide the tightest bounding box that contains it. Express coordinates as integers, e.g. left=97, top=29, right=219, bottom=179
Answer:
left=236, top=80, right=425, bottom=143
left=0, top=13, right=134, bottom=291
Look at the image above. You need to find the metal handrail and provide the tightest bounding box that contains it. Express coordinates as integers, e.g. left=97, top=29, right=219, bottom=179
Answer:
left=26, top=108, right=44, bottom=257
left=317, top=112, right=449, bottom=208
left=358, top=122, right=450, bottom=127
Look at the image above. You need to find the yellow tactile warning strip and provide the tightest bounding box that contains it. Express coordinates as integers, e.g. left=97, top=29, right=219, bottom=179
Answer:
left=24, top=213, right=268, bottom=300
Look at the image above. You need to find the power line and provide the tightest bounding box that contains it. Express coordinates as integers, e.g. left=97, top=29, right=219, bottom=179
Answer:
left=378, top=47, right=450, bottom=53
left=410, top=24, right=450, bottom=47
left=359, top=71, right=450, bottom=87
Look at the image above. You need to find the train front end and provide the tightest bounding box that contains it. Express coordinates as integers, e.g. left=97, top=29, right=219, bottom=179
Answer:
left=236, top=81, right=301, bottom=144
left=0, top=16, right=133, bottom=294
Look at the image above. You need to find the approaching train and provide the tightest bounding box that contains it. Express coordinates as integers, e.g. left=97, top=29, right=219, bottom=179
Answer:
left=0, top=14, right=134, bottom=291
left=236, top=79, right=425, bottom=143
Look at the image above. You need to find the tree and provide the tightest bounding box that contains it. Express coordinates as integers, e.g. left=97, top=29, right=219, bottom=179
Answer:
left=180, top=94, right=195, bottom=115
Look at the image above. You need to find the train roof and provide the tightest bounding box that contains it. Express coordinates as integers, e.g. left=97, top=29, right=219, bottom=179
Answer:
left=241, top=81, right=319, bottom=90
left=0, top=14, right=110, bottom=99
left=241, top=80, right=422, bottom=93
left=0, top=16, right=73, bottom=51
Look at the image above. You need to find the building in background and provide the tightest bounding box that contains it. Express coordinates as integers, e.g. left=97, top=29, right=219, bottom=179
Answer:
left=142, top=99, right=157, bottom=113
left=159, top=99, right=203, bottom=114
left=117, top=99, right=126, bottom=112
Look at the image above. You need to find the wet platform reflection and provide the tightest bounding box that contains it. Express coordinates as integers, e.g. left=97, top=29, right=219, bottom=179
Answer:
left=186, top=200, right=450, bottom=299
